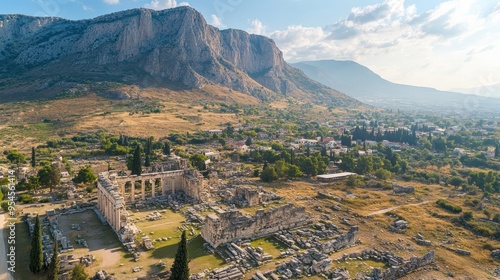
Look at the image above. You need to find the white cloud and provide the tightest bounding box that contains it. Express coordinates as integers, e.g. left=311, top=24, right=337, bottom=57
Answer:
left=144, top=0, right=189, bottom=10
left=210, top=14, right=226, bottom=28
left=102, top=0, right=120, bottom=5
left=82, top=5, right=93, bottom=11
left=247, top=19, right=266, bottom=35
left=258, top=0, right=500, bottom=90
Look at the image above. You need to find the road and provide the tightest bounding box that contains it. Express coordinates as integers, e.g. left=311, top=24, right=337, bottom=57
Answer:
left=0, top=213, right=15, bottom=280
left=365, top=201, right=431, bottom=216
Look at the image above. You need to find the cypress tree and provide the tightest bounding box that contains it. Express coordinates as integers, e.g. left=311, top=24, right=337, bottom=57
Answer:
left=145, top=136, right=153, bottom=156
left=31, top=147, right=36, bottom=168
left=145, top=155, right=151, bottom=167
left=163, top=142, right=171, bottom=156
left=169, top=231, right=189, bottom=280
left=30, top=215, right=43, bottom=273
left=132, top=145, right=142, bottom=176
left=47, top=242, right=60, bottom=280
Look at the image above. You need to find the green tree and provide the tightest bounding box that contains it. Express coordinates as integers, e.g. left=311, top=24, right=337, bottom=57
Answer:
left=189, top=154, right=208, bottom=171
left=170, top=231, right=189, bottom=280
left=300, top=157, right=317, bottom=176
left=131, top=145, right=142, bottom=175
left=27, top=176, right=40, bottom=191
left=145, top=155, right=151, bottom=167
left=145, top=136, right=153, bottom=156
left=355, top=156, right=373, bottom=175
left=274, top=160, right=287, bottom=178
left=71, top=264, right=88, bottom=280
left=286, top=164, right=303, bottom=179
left=72, top=166, right=97, bottom=185
left=30, top=215, right=43, bottom=273
left=7, top=150, right=26, bottom=166
left=447, top=176, right=464, bottom=189
left=374, top=168, right=391, bottom=180
left=47, top=242, right=60, bottom=280
left=31, top=147, right=36, bottom=168
left=163, top=142, right=171, bottom=156
left=38, top=165, right=60, bottom=193
left=245, top=137, right=252, bottom=146
left=1, top=201, right=9, bottom=212
left=260, top=166, right=279, bottom=182
left=339, top=154, right=355, bottom=172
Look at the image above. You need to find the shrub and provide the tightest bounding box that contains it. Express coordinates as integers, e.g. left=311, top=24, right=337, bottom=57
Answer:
left=461, top=211, right=473, bottom=221
left=18, top=194, right=34, bottom=204
left=436, top=199, right=462, bottom=213
left=374, top=168, right=391, bottom=180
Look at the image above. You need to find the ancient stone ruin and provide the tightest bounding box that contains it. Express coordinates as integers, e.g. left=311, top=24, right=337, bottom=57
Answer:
left=201, top=203, right=309, bottom=247
left=370, top=250, right=435, bottom=280
left=224, top=186, right=282, bottom=207
left=320, top=226, right=360, bottom=253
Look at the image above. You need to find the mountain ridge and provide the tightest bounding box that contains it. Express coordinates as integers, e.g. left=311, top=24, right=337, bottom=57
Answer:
left=291, top=59, right=500, bottom=111
left=0, top=7, right=358, bottom=107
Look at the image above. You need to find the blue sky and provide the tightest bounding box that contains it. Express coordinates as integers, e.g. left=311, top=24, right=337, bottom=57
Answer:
left=2, top=0, right=500, bottom=91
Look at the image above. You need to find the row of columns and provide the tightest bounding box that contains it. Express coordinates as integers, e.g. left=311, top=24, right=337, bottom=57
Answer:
left=97, top=184, right=123, bottom=232
left=117, top=176, right=181, bottom=202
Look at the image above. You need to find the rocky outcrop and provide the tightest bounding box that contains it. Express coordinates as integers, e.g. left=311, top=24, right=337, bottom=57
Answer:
left=0, top=7, right=358, bottom=106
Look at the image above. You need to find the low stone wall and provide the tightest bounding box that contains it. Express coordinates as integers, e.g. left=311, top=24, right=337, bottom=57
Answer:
left=370, top=250, right=435, bottom=280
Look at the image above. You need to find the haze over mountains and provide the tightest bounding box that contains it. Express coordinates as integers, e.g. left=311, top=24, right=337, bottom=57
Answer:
left=452, top=83, right=500, bottom=98
left=292, top=60, right=500, bottom=111
left=0, top=7, right=357, bottom=107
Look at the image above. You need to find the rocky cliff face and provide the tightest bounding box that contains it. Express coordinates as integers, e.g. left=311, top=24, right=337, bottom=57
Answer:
left=0, top=7, right=358, bottom=106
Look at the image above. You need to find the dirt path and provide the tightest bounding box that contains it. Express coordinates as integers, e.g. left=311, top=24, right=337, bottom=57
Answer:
left=0, top=213, right=15, bottom=280
left=365, top=201, right=431, bottom=216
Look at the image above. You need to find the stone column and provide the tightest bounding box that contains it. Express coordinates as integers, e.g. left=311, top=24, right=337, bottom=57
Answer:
left=131, top=180, right=135, bottom=202
left=113, top=207, right=118, bottom=231
left=152, top=178, right=155, bottom=198
left=116, top=207, right=121, bottom=230
left=161, top=177, right=165, bottom=196
left=120, top=183, right=125, bottom=197
left=141, top=180, right=146, bottom=201
left=97, top=189, right=101, bottom=211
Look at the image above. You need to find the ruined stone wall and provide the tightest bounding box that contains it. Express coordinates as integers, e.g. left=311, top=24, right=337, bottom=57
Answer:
left=201, top=203, right=309, bottom=247
left=234, top=186, right=260, bottom=207
left=182, top=169, right=206, bottom=201
left=371, top=250, right=435, bottom=280
left=321, top=226, right=359, bottom=253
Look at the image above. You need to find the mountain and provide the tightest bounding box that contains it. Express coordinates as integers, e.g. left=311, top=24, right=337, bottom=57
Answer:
left=291, top=60, right=500, bottom=111
left=451, top=83, right=500, bottom=98
left=0, top=7, right=358, bottom=106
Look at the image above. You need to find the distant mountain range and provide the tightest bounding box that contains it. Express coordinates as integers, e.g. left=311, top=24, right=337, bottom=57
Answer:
left=0, top=7, right=358, bottom=107
left=451, top=83, right=500, bottom=98
left=291, top=60, right=500, bottom=111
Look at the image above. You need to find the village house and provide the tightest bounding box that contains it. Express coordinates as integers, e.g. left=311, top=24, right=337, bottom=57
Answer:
left=258, top=131, right=270, bottom=139
left=205, top=129, right=223, bottom=135
left=60, top=169, right=70, bottom=177
left=295, top=138, right=318, bottom=146
left=486, top=147, right=495, bottom=159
